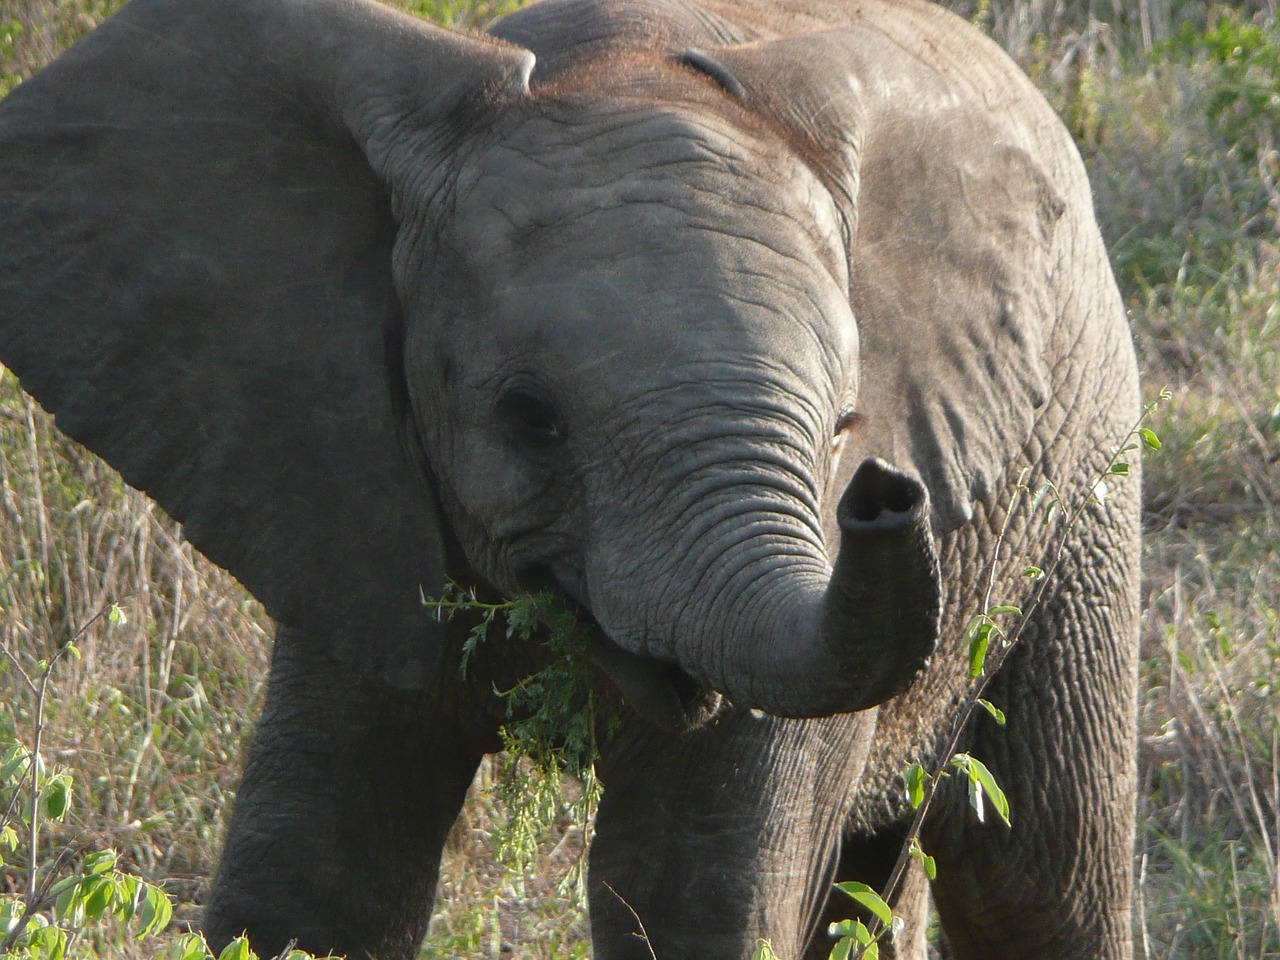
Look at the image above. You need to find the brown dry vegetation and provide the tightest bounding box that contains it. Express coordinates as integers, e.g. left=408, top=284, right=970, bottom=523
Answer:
left=1, top=1, right=1278, bottom=957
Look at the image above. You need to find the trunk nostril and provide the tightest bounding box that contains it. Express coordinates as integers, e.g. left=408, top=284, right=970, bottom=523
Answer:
left=840, top=457, right=926, bottom=526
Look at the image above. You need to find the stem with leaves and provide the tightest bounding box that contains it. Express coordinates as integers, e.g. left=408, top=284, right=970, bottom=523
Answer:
left=424, top=581, right=604, bottom=890
left=0, top=605, right=114, bottom=954
left=839, top=392, right=1166, bottom=959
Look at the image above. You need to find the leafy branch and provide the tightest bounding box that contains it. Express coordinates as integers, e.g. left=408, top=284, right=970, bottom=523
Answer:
left=0, top=604, right=343, bottom=960
left=0, top=604, right=133, bottom=957
left=425, top=582, right=606, bottom=891
left=832, top=391, right=1167, bottom=959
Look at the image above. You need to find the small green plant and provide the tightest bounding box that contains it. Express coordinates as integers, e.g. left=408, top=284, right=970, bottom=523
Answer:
left=0, top=608, right=338, bottom=960
left=0, top=607, right=175, bottom=959
left=160, top=933, right=338, bottom=960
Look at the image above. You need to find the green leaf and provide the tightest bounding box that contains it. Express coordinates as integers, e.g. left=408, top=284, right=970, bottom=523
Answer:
left=0, top=824, right=17, bottom=851
left=952, top=753, right=1011, bottom=827
left=966, top=617, right=992, bottom=678
left=2, top=898, right=25, bottom=936
left=967, top=765, right=985, bottom=821
left=1139, top=427, right=1162, bottom=450
left=976, top=699, right=1006, bottom=725
left=138, top=885, right=174, bottom=939
left=29, top=925, right=67, bottom=960
left=987, top=605, right=1022, bottom=618
left=82, top=849, right=118, bottom=876
left=828, top=919, right=858, bottom=938
left=83, top=876, right=114, bottom=919
left=59, top=890, right=91, bottom=928
left=833, top=919, right=879, bottom=959
left=750, top=940, right=781, bottom=960
left=918, top=851, right=937, bottom=880
left=962, top=613, right=987, bottom=644
left=909, top=838, right=937, bottom=880
left=108, top=603, right=127, bottom=625
left=1030, top=482, right=1058, bottom=519
left=113, top=874, right=141, bottom=920
left=217, top=935, right=253, bottom=960
left=902, top=762, right=927, bottom=809
left=834, top=881, right=893, bottom=927
left=54, top=882, right=83, bottom=926
left=839, top=918, right=874, bottom=946
left=48, top=874, right=83, bottom=898
left=1022, top=565, right=1044, bottom=581
left=167, top=932, right=215, bottom=960
left=1041, top=495, right=1061, bottom=524
left=42, top=774, right=71, bottom=820
left=1, top=744, right=30, bottom=783
left=1109, top=461, right=1130, bottom=476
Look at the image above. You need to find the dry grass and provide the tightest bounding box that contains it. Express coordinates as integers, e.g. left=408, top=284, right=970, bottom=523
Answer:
left=1065, top=7, right=1280, bottom=956
left=2, top=1, right=1279, bottom=959
left=0, top=376, right=271, bottom=946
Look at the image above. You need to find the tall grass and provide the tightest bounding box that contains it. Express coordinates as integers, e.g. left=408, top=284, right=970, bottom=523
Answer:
left=0, top=371, right=271, bottom=944
left=2, top=1, right=1278, bottom=958
left=1002, top=4, right=1280, bottom=955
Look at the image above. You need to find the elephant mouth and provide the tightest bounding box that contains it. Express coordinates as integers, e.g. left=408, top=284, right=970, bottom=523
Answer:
left=586, top=628, right=724, bottom=732
left=524, top=565, right=722, bottom=732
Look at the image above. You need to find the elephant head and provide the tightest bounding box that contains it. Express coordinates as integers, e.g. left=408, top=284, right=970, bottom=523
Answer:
left=0, top=0, right=1058, bottom=721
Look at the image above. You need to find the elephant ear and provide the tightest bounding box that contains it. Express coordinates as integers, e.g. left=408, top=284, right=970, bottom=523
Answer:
left=0, top=0, right=533, bottom=687
left=682, top=24, right=1063, bottom=534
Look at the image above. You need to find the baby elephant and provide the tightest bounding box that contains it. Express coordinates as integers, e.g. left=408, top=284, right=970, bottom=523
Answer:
left=0, top=0, right=1140, bottom=957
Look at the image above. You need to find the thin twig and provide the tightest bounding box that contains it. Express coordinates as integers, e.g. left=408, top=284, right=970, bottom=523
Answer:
left=602, top=881, right=659, bottom=960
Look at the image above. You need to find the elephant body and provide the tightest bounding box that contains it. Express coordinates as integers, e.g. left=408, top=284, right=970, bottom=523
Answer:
left=0, top=0, right=1140, bottom=958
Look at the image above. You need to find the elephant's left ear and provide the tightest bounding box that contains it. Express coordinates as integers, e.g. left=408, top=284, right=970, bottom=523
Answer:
left=0, top=0, right=534, bottom=688
left=682, top=16, right=1066, bottom=533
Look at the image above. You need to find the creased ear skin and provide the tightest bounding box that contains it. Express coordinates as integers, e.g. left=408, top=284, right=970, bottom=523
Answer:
left=0, top=0, right=532, bottom=689
left=685, top=26, right=1061, bottom=537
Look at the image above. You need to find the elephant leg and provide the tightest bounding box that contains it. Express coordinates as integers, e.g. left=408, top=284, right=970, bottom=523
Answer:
left=804, top=830, right=931, bottom=960
left=588, top=707, right=875, bottom=960
left=925, top=536, right=1139, bottom=960
left=204, top=626, right=489, bottom=960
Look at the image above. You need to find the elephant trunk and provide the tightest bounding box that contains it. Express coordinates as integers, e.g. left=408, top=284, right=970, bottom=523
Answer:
left=711, top=458, right=941, bottom=718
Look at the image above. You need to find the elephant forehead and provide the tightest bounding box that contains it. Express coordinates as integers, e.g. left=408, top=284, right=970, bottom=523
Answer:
left=439, top=104, right=855, bottom=365
left=451, top=102, right=848, bottom=281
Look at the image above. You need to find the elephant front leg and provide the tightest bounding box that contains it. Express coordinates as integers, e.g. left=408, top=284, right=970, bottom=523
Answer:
left=588, top=708, right=876, bottom=960
left=204, top=626, right=489, bottom=960
left=925, top=533, right=1140, bottom=960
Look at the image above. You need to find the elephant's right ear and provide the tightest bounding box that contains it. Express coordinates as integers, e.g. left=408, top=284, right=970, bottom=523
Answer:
left=0, top=0, right=533, bottom=687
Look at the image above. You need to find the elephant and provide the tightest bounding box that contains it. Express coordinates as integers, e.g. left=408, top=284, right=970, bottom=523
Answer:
left=0, top=0, right=1142, bottom=957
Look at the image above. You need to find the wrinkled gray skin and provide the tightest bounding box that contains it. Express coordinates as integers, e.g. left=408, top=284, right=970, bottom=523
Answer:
left=0, top=0, right=1141, bottom=957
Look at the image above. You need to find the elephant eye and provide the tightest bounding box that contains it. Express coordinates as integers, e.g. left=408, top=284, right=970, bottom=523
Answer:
left=832, top=409, right=863, bottom=454
left=496, top=385, right=565, bottom=449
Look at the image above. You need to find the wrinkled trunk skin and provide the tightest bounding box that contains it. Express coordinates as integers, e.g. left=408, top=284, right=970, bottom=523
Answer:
left=589, top=457, right=942, bottom=719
